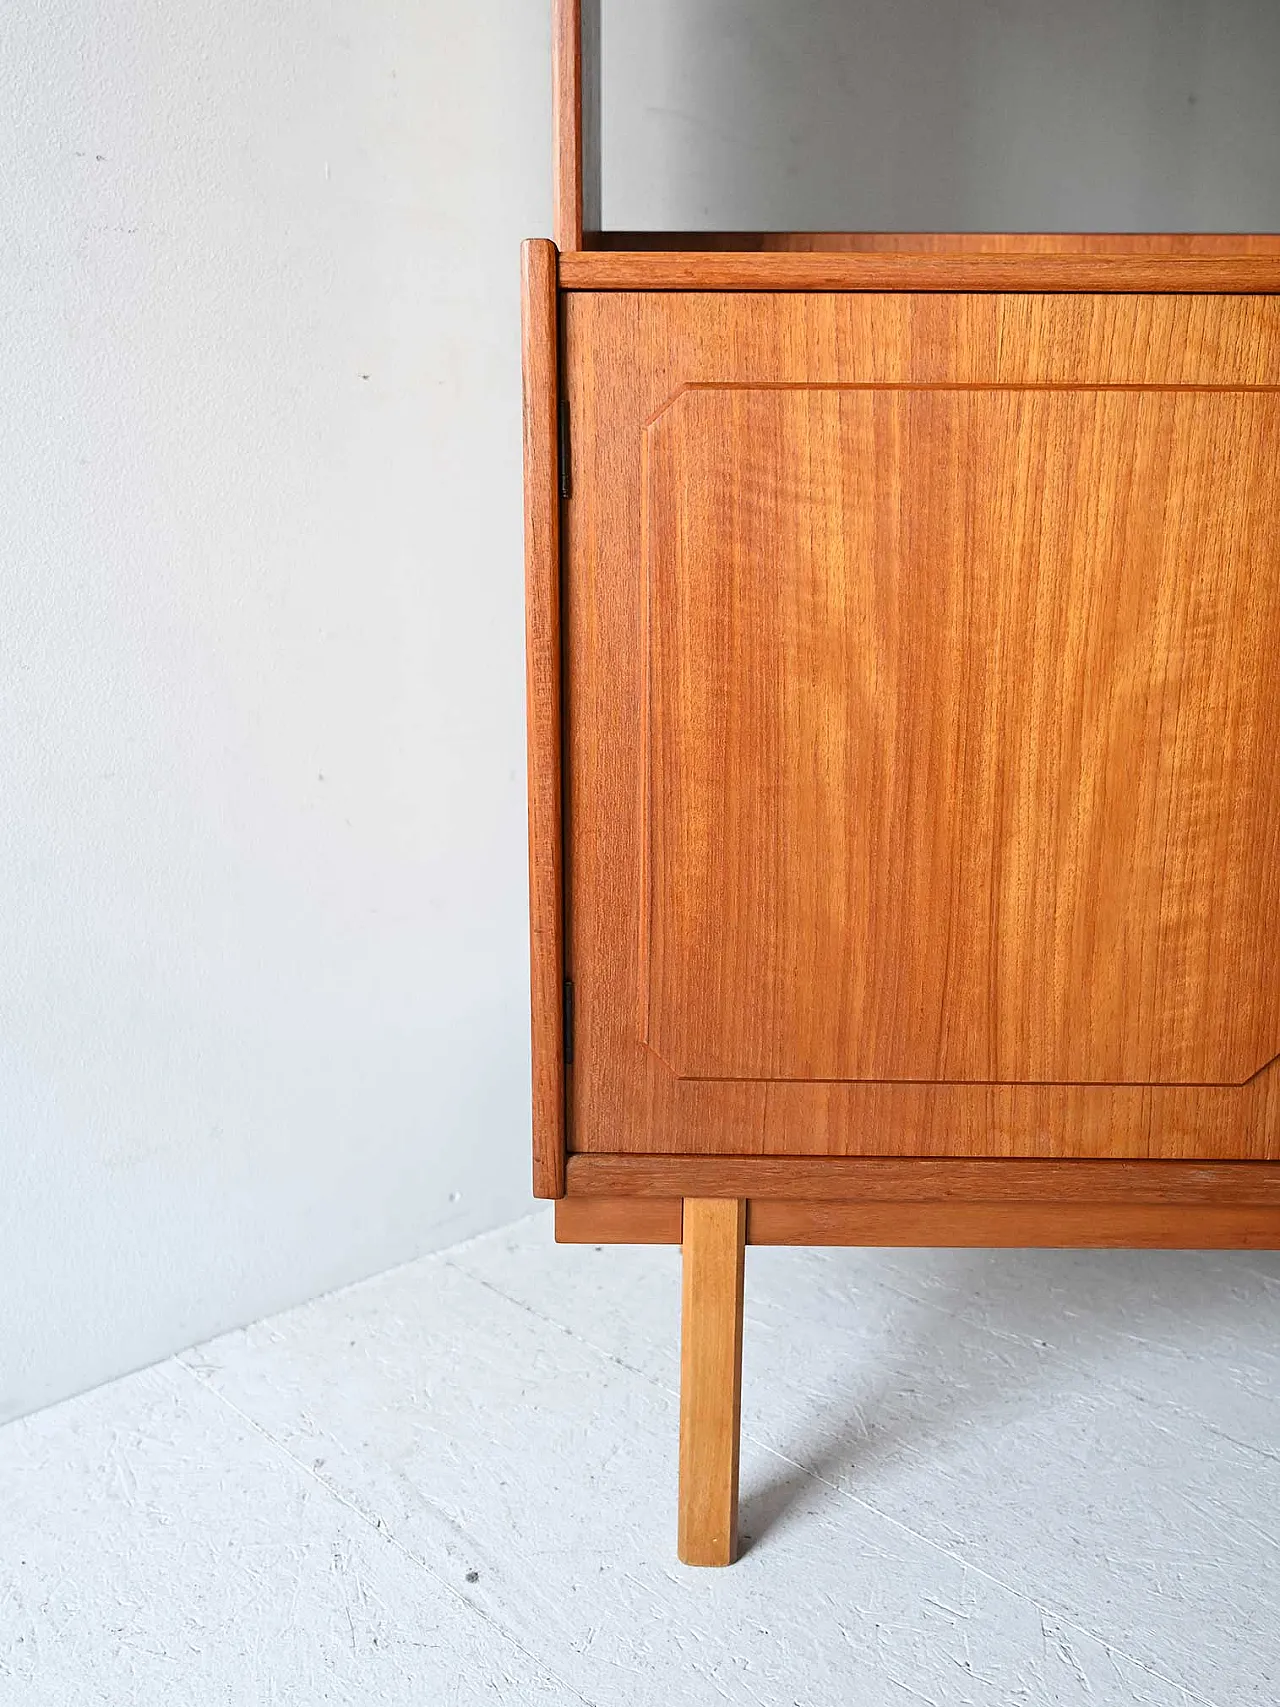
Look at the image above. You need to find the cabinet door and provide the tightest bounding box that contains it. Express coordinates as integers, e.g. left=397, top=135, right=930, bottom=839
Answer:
left=562, top=291, right=1280, bottom=1159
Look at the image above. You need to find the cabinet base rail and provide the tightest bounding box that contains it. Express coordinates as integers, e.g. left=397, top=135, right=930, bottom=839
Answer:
left=571, top=1175, right=1280, bottom=1566
left=556, top=1156, right=1280, bottom=1249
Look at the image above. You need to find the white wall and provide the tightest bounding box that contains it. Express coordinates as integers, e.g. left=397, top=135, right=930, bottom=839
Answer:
left=602, top=0, right=1280, bottom=232
left=4, top=0, right=1280, bottom=1427
left=0, top=0, right=549, bottom=1423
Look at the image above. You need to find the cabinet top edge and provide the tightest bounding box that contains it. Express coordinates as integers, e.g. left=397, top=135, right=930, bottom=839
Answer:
left=558, top=250, right=1280, bottom=293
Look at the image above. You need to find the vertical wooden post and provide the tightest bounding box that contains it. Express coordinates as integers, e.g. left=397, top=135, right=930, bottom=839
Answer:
left=521, top=238, right=566, bottom=1199
left=678, top=1198, right=747, bottom=1566
left=551, top=0, right=600, bottom=251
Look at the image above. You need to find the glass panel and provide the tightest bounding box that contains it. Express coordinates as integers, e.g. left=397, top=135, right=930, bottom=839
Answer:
left=600, top=0, right=1280, bottom=233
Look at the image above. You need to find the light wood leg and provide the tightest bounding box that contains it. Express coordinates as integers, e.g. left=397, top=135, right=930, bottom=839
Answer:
left=678, top=1197, right=746, bottom=1566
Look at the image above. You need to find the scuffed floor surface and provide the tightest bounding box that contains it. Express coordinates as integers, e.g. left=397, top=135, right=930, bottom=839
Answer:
left=2, top=1214, right=1278, bottom=1705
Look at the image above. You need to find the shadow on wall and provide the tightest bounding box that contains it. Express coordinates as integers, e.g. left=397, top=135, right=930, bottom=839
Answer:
left=737, top=1245, right=1280, bottom=1551
left=600, top=0, right=1280, bottom=233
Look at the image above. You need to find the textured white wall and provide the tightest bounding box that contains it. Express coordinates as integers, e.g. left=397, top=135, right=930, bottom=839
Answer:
left=0, top=0, right=549, bottom=1422
left=602, top=0, right=1280, bottom=232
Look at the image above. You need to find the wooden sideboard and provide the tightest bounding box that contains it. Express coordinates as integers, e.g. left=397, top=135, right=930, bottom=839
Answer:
left=523, top=0, right=1280, bottom=1566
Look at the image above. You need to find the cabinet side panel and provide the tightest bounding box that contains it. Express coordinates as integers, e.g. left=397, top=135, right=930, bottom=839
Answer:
left=522, top=240, right=565, bottom=1196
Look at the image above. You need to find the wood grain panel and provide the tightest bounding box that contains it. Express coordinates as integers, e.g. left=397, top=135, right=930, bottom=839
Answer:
left=562, top=291, right=1280, bottom=1159
left=521, top=239, right=566, bottom=1197
left=747, top=1200, right=1280, bottom=1248
left=560, top=251, right=1280, bottom=292
left=644, top=384, right=1280, bottom=1086
left=566, top=1155, right=1280, bottom=1205
left=554, top=1195, right=682, bottom=1243
left=551, top=1194, right=1280, bottom=1248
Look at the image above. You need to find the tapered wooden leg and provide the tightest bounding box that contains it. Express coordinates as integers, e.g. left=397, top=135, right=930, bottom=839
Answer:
left=678, top=1197, right=747, bottom=1566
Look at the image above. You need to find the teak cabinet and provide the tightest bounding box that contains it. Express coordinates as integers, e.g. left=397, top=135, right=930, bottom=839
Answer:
left=523, top=1, right=1280, bottom=1566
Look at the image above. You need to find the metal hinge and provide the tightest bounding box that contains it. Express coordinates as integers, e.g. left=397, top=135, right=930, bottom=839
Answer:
left=563, top=976, right=575, bottom=1065
left=558, top=399, right=572, bottom=500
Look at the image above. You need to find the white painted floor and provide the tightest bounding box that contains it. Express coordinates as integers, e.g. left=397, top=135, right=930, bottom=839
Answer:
left=2, top=1212, right=1277, bottom=1705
